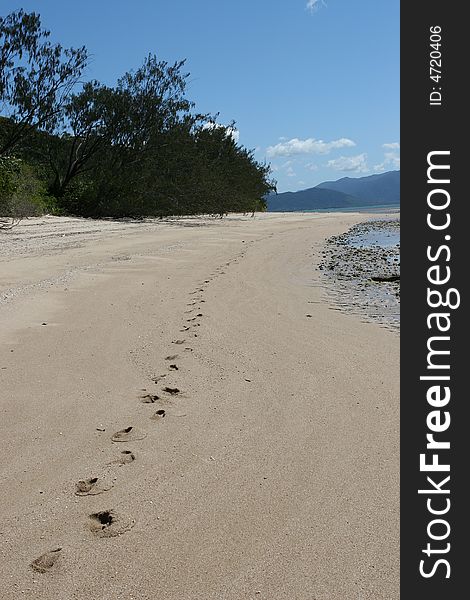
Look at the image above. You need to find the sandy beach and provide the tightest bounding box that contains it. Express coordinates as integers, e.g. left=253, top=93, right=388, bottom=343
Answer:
left=0, top=212, right=399, bottom=599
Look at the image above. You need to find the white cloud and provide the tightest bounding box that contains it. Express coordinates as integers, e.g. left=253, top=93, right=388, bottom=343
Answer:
left=284, top=162, right=296, bottom=177
left=271, top=160, right=295, bottom=173
left=226, top=126, right=240, bottom=143
left=327, top=153, right=369, bottom=173
left=382, top=142, right=400, bottom=150
left=202, top=122, right=239, bottom=143
left=266, top=137, right=355, bottom=158
left=307, top=0, right=327, bottom=13
left=305, top=162, right=319, bottom=171
left=374, top=151, right=400, bottom=172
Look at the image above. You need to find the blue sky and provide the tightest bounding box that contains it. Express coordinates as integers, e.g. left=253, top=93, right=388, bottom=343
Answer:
left=3, top=0, right=399, bottom=192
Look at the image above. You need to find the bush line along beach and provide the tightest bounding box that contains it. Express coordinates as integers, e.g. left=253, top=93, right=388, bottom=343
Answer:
left=1, top=10, right=274, bottom=226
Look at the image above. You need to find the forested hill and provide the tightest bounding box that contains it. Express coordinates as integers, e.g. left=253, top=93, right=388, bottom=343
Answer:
left=316, top=171, right=400, bottom=204
left=267, top=171, right=400, bottom=211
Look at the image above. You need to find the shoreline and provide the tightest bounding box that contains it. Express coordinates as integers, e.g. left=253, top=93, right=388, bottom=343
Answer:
left=318, top=218, right=400, bottom=331
left=0, top=212, right=399, bottom=600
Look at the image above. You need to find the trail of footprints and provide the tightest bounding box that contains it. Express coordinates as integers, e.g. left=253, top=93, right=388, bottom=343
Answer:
left=30, top=245, right=248, bottom=573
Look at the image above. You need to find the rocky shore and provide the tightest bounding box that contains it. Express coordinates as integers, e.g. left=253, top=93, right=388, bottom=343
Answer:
left=319, top=219, right=400, bottom=330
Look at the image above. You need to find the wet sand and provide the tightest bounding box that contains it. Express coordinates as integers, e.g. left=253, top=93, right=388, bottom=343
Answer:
left=319, top=219, right=400, bottom=330
left=0, top=212, right=399, bottom=599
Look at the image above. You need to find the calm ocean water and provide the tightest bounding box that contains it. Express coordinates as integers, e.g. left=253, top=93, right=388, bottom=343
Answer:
left=348, top=228, right=400, bottom=249
left=291, top=204, right=400, bottom=214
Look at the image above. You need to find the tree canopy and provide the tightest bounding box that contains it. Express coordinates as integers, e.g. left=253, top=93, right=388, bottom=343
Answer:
left=1, top=10, right=275, bottom=220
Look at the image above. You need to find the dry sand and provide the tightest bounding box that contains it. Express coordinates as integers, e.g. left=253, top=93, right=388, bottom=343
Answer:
left=0, top=213, right=399, bottom=599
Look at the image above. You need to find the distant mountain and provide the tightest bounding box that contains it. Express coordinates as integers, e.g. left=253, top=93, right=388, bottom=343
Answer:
left=266, top=170, right=400, bottom=211
left=316, top=171, right=400, bottom=204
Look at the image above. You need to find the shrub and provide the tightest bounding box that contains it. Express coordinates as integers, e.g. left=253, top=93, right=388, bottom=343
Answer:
left=0, top=156, right=54, bottom=227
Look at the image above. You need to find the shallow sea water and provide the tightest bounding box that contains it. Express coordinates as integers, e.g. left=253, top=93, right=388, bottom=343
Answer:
left=318, top=219, right=400, bottom=331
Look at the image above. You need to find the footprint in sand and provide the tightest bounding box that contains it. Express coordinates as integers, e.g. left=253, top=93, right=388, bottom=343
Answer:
left=31, top=547, right=62, bottom=573
left=152, top=374, right=167, bottom=382
left=165, top=354, right=178, bottom=361
left=108, top=450, right=135, bottom=465
left=172, top=339, right=185, bottom=345
left=150, top=409, right=166, bottom=421
left=140, top=394, right=160, bottom=403
left=111, top=427, right=147, bottom=442
left=75, top=476, right=114, bottom=496
left=87, top=510, right=135, bottom=538
left=163, top=386, right=181, bottom=395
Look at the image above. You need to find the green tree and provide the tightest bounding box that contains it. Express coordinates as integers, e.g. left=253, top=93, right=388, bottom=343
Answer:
left=0, top=9, right=88, bottom=155
left=47, top=81, right=112, bottom=197
left=1, top=11, right=276, bottom=219
left=46, top=54, right=195, bottom=205
left=0, top=155, right=50, bottom=227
